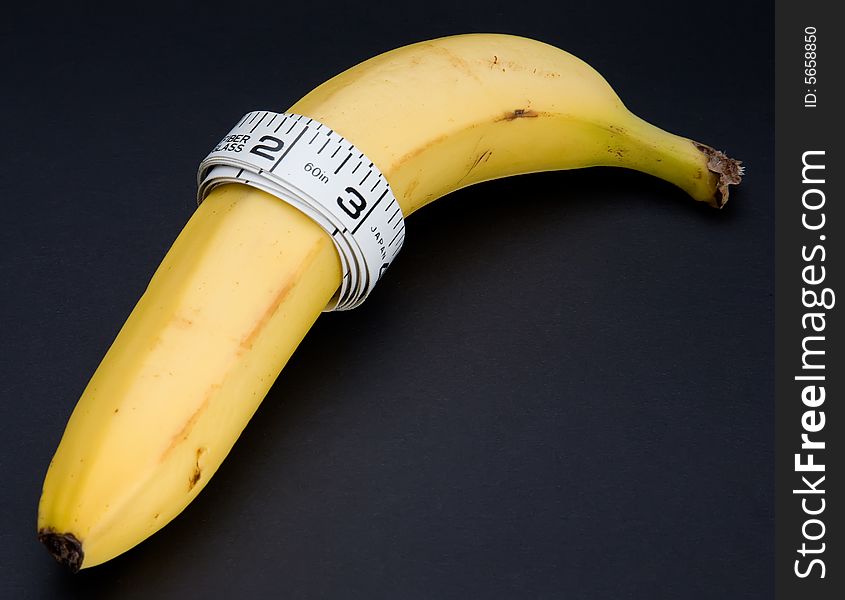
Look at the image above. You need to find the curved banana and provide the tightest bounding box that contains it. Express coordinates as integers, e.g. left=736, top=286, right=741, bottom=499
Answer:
left=37, top=33, right=742, bottom=570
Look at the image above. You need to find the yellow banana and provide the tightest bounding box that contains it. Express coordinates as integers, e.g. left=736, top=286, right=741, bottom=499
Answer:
left=37, top=33, right=742, bottom=571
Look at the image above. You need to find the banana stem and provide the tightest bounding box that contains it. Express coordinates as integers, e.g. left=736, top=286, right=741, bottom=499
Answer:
left=613, top=112, right=743, bottom=208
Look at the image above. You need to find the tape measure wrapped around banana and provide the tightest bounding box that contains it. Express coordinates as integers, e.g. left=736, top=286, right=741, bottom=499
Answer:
left=37, top=34, right=743, bottom=571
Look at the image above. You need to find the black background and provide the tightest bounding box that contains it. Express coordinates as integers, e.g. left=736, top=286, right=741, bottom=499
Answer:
left=1, top=2, right=773, bottom=598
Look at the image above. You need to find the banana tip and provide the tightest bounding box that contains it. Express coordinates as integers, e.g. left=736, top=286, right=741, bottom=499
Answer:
left=38, top=529, right=83, bottom=573
left=694, top=142, right=744, bottom=209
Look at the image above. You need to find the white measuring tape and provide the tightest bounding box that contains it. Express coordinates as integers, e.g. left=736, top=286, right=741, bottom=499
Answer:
left=197, top=111, right=405, bottom=311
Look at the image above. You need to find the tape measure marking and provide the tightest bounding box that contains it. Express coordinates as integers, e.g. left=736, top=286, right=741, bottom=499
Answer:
left=197, top=111, right=405, bottom=311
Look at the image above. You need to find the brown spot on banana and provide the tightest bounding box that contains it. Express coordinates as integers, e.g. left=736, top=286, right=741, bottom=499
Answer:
left=391, top=132, right=452, bottom=171
left=239, top=237, right=327, bottom=352
left=188, top=447, right=207, bottom=491
left=426, top=44, right=482, bottom=82
left=481, top=56, right=560, bottom=78
left=606, top=146, right=625, bottom=160
left=402, top=177, right=420, bottom=202
left=498, top=108, right=544, bottom=121
left=160, top=384, right=219, bottom=460
left=172, top=315, right=194, bottom=329
left=458, top=149, right=494, bottom=184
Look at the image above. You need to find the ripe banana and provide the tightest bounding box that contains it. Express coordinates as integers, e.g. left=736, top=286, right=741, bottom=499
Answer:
left=37, top=33, right=742, bottom=571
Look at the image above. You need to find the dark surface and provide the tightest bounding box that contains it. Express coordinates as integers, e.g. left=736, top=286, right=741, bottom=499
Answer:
left=1, top=2, right=773, bottom=598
